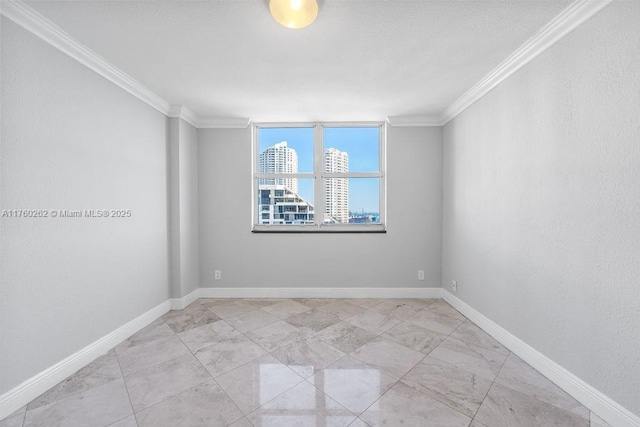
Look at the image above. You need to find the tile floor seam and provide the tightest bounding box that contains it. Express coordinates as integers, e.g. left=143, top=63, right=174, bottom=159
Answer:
left=180, top=319, right=238, bottom=382
left=21, top=351, right=121, bottom=414
left=299, top=351, right=349, bottom=383
left=300, top=354, right=383, bottom=419
left=205, top=328, right=309, bottom=415
left=489, top=378, right=592, bottom=422
left=363, top=300, right=386, bottom=311
left=209, top=332, right=270, bottom=372
left=174, top=325, right=192, bottom=353
left=255, top=319, right=314, bottom=356
left=106, top=413, right=137, bottom=427
left=240, top=325, right=283, bottom=354
left=348, top=342, right=428, bottom=381
left=448, top=318, right=466, bottom=336
left=121, top=350, right=195, bottom=382
left=403, top=308, right=463, bottom=339
left=179, top=324, right=241, bottom=405
left=347, top=377, right=406, bottom=422
left=21, top=377, right=134, bottom=427
left=305, top=352, right=348, bottom=377
left=217, top=356, right=307, bottom=417
left=11, top=408, right=25, bottom=427
left=311, top=322, right=377, bottom=355
left=444, top=334, right=507, bottom=356
left=350, top=417, right=367, bottom=427
left=341, top=310, right=403, bottom=336
left=173, top=318, right=234, bottom=355
left=207, top=377, right=247, bottom=426
left=14, top=410, right=26, bottom=427
left=395, top=378, right=476, bottom=424
left=468, top=349, right=513, bottom=423
left=439, top=312, right=465, bottom=339
left=494, top=354, right=592, bottom=421
left=348, top=320, right=448, bottom=418
left=304, top=318, right=348, bottom=338
left=387, top=314, right=493, bottom=418
left=489, top=352, right=592, bottom=423
left=131, top=361, right=213, bottom=416
left=451, top=320, right=508, bottom=351
left=22, top=376, right=129, bottom=423
left=394, top=357, right=480, bottom=422
left=364, top=381, right=477, bottom=427
left=425, top=342, right=507, bottom=383
left=243, top=376, right=347, bottom=422
left=114, top=345, right=140, bottom=427
left=131, top=378, right=244, bottom=427
left=475, top=381, right=592, bottom=426
left=432, top=337, right=510, bottom=384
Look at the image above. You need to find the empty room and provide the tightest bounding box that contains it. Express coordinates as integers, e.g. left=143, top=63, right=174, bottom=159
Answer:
left=1, top=0, right=638, bottom=426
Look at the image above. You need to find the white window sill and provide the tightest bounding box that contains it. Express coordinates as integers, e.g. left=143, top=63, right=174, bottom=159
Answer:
left=252, top=224, right=386, bottom=233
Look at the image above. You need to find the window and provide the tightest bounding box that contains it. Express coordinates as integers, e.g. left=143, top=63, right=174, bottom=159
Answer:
left=253, top=122, right=386, bottom=232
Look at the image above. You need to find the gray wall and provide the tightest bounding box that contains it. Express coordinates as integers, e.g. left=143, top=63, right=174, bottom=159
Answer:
left=442, top=2, right=640, bottom=416
left=168, top=118, right=200, bottom=298
left=199, top=126, right=442, bottom=288
left=0, top=19, right=170, bottom=393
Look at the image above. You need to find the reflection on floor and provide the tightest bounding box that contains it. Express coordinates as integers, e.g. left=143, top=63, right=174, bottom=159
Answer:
left=1, top=298, right=609, bottom=427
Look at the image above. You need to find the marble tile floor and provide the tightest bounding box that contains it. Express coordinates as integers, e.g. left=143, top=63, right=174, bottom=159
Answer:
left=1, top=298, right=610, bottom=427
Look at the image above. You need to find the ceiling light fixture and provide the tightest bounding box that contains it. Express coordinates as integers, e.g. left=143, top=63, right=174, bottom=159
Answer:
left=269, top=0, right=318, bottom=29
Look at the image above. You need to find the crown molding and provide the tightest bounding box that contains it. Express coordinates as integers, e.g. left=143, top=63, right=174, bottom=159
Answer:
left=0, top=1, right=251, bottom=130
left=1, top=0, right=173, bottom=116
left=168, top=105, right=199, bottom=128
left=197, top=117, right=251, bottom=129
left=386, top=115, right=443, bottom=127
left=166, top=106, right=250, bottom=129
left=3, top=0, right=613, bottom=129
left=440, top=0, right=614, bottom=125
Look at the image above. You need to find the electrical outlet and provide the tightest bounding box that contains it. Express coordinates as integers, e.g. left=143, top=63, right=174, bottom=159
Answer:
left=452, top=280, right=457, bottom=292
left=214, top=270, right=222, bottom=280
left=418, top=270, right=425, bottom=281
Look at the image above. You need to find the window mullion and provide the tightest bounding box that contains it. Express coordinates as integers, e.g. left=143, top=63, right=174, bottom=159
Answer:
left=255, top=173, right=314, bottom=179
left=380, top=123, right=387, bottom=226
left=323, top=172, right=381, bottom=179
left=314, top=123, right=324, bottom=227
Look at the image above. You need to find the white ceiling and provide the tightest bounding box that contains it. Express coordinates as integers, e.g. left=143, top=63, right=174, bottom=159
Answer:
left=24, top=0, right=573, bottom=122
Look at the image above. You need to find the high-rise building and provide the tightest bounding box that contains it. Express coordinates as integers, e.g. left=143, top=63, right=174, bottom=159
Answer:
left=258, top=141, right=298, bottom=193
left=257, top=185, right=314, bottom=225
left=324, top=147, right=349, bottom=224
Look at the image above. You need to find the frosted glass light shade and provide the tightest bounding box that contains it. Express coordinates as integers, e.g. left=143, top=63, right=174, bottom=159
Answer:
left=269, top=0, right=318, bottom=29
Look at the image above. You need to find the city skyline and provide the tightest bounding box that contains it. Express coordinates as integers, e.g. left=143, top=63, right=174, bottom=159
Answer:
left=257, top=127, right=380, bottom=213
left=258, top=141, right=351, bottom=224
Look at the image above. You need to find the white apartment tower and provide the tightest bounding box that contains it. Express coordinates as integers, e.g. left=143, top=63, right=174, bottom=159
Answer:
left=258, top=141, right=298, bottom=193
left=324, top=148, right=349, bottom=224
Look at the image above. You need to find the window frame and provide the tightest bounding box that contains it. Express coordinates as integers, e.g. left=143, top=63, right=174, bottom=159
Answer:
left=252, top=122, right=386, bottom=233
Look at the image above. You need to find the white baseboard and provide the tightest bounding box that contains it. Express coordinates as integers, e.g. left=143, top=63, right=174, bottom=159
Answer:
left=198, top=286, right=443, bottom=299
left=442, top=291, right=640, bottom=427
left=0, top=300, right=171, bottom=420
left=169, top=288, right=200, bottom=310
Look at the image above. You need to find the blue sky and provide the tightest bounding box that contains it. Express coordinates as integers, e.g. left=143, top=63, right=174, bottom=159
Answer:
left=258, top=127, right=380, bottom=212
